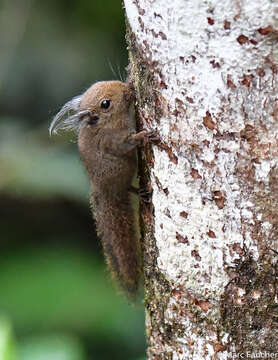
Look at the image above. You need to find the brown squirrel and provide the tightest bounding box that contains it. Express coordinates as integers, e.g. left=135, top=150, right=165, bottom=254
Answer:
left=49, top=81, right=154, bottom=299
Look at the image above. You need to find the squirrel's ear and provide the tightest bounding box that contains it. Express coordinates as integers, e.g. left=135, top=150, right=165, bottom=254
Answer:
left=49, top=95, right=82, bottom=136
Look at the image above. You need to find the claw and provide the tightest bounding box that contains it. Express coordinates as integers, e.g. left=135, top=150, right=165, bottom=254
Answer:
left=129, top=130, right=160, bottom=146
left=144, top=130, right=160, bottom=145
left=138, top=188, right=152, bottom=203
left=129, top=186, right=152, bottom=203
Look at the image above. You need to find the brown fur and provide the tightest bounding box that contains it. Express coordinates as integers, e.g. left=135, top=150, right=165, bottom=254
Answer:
left=77, top=81, right=142, bottom=298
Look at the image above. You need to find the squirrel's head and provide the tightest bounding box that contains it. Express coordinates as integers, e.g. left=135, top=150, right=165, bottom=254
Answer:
left=49, top=81, right=134, bottom=135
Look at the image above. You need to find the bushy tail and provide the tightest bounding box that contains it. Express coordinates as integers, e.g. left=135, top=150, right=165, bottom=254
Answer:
left=91, top=192, right=141, bottom=299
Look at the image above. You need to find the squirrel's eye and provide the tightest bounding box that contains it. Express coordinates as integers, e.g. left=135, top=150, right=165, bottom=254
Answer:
left=101, top=99, right=111, bottom=110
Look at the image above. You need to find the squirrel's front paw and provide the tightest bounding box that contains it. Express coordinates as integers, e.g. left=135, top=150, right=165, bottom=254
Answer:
left=130, top=130, right=160, bottom=146
left=143, top=130, right=160, bottom=145
left=129, top=185, right=152, bottom=203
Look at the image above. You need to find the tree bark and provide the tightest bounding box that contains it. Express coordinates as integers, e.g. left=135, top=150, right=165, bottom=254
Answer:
left=124, top=1, right=278, bottom=359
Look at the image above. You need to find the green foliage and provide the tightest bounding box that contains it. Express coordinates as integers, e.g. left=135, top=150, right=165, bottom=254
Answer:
left=0, top=246, right=144, bottom=344
left=0, top=320, right=87, bottom=360
left=0, top=0, right=145, bottom=359
left=0, top=122, right=89, bottom=201
left=19, top=334, right=85, bottom=360
left=0, top=318, right=17, bottom=360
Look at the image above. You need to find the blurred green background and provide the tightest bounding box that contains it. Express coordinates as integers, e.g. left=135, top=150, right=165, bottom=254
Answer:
left=0, top=1, right=145, bottom=359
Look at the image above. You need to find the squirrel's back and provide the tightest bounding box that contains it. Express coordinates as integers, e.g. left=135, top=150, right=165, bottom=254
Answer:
left=79, top=126, right=141, bottom=299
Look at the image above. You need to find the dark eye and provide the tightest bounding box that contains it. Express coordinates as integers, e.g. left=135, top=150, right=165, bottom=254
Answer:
left=101, top=99, right=111, bottom=110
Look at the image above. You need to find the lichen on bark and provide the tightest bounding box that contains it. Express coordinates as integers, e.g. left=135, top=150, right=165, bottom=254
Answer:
left=124, top=0, right=278, bottom=358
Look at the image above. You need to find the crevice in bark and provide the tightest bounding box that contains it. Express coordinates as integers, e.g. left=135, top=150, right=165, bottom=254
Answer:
left=221, top=250, right=278, bottom=353
left=126, top=21, right=173, bottom=358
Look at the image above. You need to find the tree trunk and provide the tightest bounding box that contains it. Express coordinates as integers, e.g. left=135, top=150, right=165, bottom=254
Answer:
left=124, top=0, right=278, bottom=359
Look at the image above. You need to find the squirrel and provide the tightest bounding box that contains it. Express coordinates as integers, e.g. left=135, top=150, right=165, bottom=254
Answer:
left=49, top=81, right=155, bottom=299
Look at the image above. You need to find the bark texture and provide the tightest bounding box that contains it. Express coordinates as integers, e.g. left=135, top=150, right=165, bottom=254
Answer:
left=124, top=1, right=278, bottom=359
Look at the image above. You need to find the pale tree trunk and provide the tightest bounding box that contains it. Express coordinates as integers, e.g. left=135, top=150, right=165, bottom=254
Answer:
left=124, top=0, right=278, bottom=359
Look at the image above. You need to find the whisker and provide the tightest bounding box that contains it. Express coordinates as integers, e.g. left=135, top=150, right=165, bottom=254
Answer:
left=107, top=59, right=118, bottom=80
left=117, top=63, right=123, bottom=82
